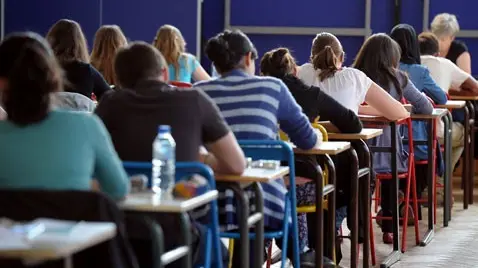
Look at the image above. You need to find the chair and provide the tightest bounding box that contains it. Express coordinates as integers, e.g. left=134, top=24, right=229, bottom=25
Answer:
left=222, top=140, right=300, bottom=268
left=371, top=117, right=420, bottom=254
left=170, top=81, right=193, bottom=88
left=122, top=161, right=223, bottom=268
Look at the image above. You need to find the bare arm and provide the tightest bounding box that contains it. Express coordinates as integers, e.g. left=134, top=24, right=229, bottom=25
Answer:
left=456, top=52, right=472, bottom=74
left=363, top=82, right=409, bottom=120
left=192, top=65, right=212, bottom=82
left=200, top=132, right=246, bottom=175
left=461, top=77, right=478, bottom=94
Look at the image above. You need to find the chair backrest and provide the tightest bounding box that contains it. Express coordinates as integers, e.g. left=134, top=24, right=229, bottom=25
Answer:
left=170, top=81, right=193, bottom=88
left=0, top=190, right=139, bottom=268
left=238, top=140, right=294, bottom=163
left=122, top=161, right=216, bottom=188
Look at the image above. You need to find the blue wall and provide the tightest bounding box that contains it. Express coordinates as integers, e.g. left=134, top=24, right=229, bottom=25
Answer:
left=4, top=0, right=478, bottom=75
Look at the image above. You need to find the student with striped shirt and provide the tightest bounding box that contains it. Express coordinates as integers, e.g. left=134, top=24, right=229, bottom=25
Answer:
left=195, top=30, right=325, bottom=267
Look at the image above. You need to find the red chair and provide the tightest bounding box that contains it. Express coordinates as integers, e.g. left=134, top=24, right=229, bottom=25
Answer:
left=170, top=81, right=192, bottom=88
left=371, top=116, right=420, bottom=254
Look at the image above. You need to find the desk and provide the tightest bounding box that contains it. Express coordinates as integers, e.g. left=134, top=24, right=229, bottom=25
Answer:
left=359, top=115, right=408, bottom=268
left=216, top=167, right=287, bottom=268
left=121, top=190, right=219, bottom=268
left=327, top=129, right=383, bottom=268
left=294, top=142, right=352, bottom=267
left=448, top=95, right=476, bottom=210
left=0, top=220, right=116, bottom=268
left=436, top=100, right=466, bottom=109
left=410, top=109, right=448, bottom=246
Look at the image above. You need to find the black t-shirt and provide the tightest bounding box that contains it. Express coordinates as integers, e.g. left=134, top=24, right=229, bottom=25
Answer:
left=95, top=80, right=230, bottom=162
left=446, top=40, right=468, bottom=64
left=62, top=60, right=111, bottom=100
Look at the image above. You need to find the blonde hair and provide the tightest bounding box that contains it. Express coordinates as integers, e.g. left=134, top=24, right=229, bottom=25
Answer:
left=431, top=13, right=460, bottom=38
left=152, top=24, right=186, bottom=81
left=90, top=25, right=127, bottom=85
left=46, top=19, right=89, bottom=63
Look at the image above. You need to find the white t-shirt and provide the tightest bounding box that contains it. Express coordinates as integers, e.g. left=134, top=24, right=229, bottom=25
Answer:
left=297, top=63, right=373, bottom=114
left=420, top=55, right=469, bottom=92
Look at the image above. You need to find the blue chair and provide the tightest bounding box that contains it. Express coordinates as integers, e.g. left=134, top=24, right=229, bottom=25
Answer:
left=220, top=140, right=300, bottom=268
left=123, top=161, right=223, bottom=268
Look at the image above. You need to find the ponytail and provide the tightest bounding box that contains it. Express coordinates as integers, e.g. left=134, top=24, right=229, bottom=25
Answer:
left=312, top=45, right=338, bottom=81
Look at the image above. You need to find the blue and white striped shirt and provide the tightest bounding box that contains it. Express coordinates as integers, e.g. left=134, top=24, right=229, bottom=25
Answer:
left=195, top=69, right=317, bottom=230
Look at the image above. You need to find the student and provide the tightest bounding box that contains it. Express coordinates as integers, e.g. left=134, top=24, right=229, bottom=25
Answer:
left=52, top=91, right=96, bottom=112
left=0, top=32, right=129, bottom=200
left=91, top=25, right=128, bottom=86
left=196, top=30, right=324, bottom=267
left=260, top=47, right=363, bottom=131
left=297, top=32, right=409, bottom=120
left=353, top=33, right=434, bottom=243
left=46, top=19, right=111, bottom=100
left=431, top=13, right=471, bottom=73
left=390, top=24, right=447, bottom=203
left=153, top=25, right=210, bottom=83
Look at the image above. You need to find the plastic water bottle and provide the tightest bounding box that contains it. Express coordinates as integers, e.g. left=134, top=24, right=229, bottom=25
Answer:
left=152, top=125, right=176, bottom=197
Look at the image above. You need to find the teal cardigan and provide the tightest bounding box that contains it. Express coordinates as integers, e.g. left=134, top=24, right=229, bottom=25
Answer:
left=0, top=110, right=129, bottom=199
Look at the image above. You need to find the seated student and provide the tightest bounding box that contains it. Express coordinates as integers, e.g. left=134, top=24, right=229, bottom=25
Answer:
left=95, top=41, right=244, bottom=268
left=91, top=25, right=128, bottom=86
left=431, top=13, right=472, bottom=73
left=153, top=25, right=210, bottom=83
left=297, top=32, right=408, bottom=119
left=419, top=32, right=471, bottom=172
left=260, top=47, right=363, bottom=131
left=52, top=91, right=96, bottom=112
left=0, top=32, right=129, bottom=200
left=353, top=33, right=433, bottom=243
left=390, top=24, right=447, bottom=200
left=195, top=30, right=324, bottom=267
left=46, top=19, right=111, bottom=100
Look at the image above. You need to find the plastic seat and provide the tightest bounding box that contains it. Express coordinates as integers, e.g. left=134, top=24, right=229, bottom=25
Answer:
left=170, top=81, right=193, bottom=88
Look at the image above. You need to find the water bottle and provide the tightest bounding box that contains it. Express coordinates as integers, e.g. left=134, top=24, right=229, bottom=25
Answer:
left=152, top=125, right=176, bottom=197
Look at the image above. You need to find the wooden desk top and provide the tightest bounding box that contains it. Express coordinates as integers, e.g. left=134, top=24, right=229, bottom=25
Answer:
left=0, top=220, right=116, bottom=261
left=449, top=95, right=478, bottom=101
left=119, top=190, right=218, bottom=213
left=291, top=141, right=351, bottom=155
left=411, top=108, right=448, bottom=119
left=436, top=100, right=466, bottom=109
left=215, top=166, right=289, bottom=183
left=358, top=114, right=409, bottom=123
left=327, top=128, right=383, bottom=140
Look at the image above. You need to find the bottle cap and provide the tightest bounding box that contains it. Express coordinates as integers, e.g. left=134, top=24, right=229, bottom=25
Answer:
left=158, top=125, right=171, bottom=134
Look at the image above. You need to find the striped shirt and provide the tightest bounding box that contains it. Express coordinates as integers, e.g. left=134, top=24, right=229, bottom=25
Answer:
left=195, top=69, right=317, bottom=230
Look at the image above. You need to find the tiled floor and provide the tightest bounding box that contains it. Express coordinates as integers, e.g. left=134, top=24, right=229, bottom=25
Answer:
left=265, top=202, right=478, bottom=267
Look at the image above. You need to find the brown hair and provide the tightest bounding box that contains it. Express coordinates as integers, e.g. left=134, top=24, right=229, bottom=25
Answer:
left=114, top=41, right=167, bottom=89
left=418, top=32, right=440, bottom=56
left=260, top=47, right=296, bottom=78
left=152, top=25, right=186, bottom=81
left=91, top=25, right=128, bottom=85
left=310, top=32, right=343, bottom=81
left=46, top=19, right=89, bottom=63
left=0, top=32, right=63, bottom=125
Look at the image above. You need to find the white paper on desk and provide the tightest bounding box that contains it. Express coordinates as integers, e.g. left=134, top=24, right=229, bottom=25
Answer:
left=0, top=226, right=31, bottom=250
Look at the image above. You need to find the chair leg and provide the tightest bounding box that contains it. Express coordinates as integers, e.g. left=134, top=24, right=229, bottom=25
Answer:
left=228, top=240, right=234, bottom=268
left=369, top=215, right=376, bottom=266
left=266, top=243, right=273, bottom=268
left=401, top=169, right=412, bottom=253
left=411, top=163, right=420, bottom=246
left=374, top=180, right=380, bottom=213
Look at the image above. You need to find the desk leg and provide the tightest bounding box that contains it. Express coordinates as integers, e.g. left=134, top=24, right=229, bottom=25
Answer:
left=64, top=256, right=73, bottom=268
left=420, top=119, right=435, bottom=246
left=313, top=161, right=325, bottom=268
left=381, top=122, right=401, bottom=268
left=321, top=155, right=336, bottom=264
left=442, top=113, right=451, bottom=227
left=252, top=182, right=264, bottom=268
left=463, top=104, right=470, bottom=210
left=349, top=148, right=359, bottom=268
left=358, top=140, right=371, bottom=268
left=225, top=183, right=250, bottom=267
left=180, top=212, right=192, bottom=268
left=467, top=101, right=475, bottom=205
